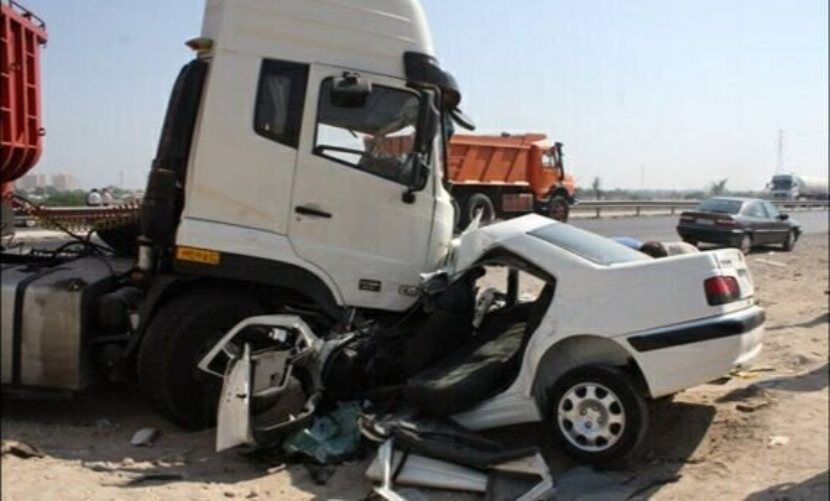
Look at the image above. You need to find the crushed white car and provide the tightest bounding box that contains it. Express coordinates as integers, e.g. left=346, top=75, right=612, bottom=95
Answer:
left=199, top=214, right=765, bottom=467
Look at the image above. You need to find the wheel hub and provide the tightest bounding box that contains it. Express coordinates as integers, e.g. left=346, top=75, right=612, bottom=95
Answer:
left=557, top=383, right=625, bottom=452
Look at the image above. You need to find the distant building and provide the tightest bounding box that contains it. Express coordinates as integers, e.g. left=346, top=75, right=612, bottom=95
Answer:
left=16, top=174, right=38, bottom=191
left=52, top=172, right=78, bottom=191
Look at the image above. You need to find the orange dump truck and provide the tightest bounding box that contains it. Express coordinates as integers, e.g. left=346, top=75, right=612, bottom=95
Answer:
left=448, top=133, right=575, bottom=225
left=1, top=0, right=47, bottom=233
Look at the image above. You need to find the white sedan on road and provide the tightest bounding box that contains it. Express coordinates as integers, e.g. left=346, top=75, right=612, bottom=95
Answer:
left=200, top=214, right=765, bottom=465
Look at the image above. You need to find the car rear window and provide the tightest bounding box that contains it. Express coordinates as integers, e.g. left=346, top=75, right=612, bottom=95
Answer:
left=529, top=223, right=651, bottom=265
left=696, top=199, right=742, bottom=214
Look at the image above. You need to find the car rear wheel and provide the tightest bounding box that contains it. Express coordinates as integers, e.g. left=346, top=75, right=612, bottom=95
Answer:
left=681, top=237, right=698, bottom=247
left=546, top=365, right=648, bottom=467
left=782, top=229, right=797, bottom=251
left=738, top=234, right=753, bottom=254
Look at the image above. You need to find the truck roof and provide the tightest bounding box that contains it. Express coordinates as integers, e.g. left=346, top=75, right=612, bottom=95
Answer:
left=202, top=0, right=435, bottom=79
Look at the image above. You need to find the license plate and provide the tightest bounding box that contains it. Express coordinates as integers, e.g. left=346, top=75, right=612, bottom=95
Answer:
left=697, top=218, right=715, bottom=225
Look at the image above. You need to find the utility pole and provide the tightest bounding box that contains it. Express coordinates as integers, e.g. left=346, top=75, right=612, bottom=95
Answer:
left=775, top=129, right=784, bottom=174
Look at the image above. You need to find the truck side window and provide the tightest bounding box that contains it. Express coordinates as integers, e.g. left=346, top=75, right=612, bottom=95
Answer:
left=314, top=78, right=420, bottom=185
left=254, top=60, right=309, bottom=148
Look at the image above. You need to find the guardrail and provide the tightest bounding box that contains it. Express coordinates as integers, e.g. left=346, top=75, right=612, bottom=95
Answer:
left=572, top=199, right=829, bottom=218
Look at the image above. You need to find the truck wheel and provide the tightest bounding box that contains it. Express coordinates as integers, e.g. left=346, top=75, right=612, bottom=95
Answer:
left=738, top=234, right=753, bottom=255
left=138, top=289, right=265, bottom=430
left=549, top=195, right=570, bottom=222
left=466, top=193, right=495, bottom=225
left=546, top=365, right=648, bottom=467
left=451, top=198, right=461, bottom=232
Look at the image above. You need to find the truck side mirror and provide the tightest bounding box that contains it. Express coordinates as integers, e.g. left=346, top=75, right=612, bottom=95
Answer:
left=330, top=72, right=371, bottom=108
left=413, top=97, right=439, bottom=154
left=778, top=213, right=789, bottom=220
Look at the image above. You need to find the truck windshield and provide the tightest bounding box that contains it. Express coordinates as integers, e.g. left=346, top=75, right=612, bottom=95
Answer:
left=771, top=178, right=792, bottom=190
left=315, top=79, right=422, bottom=185
left=529, top=223, right=650, bottom=265
left=696, top=198, right=742, bottom=215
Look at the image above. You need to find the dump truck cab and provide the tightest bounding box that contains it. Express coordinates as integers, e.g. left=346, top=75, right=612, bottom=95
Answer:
left=140, top=0, right=463, bottom=312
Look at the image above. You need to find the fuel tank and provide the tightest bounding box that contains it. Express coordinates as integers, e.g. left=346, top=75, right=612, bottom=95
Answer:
left=1, top=256, right=129, bottom=392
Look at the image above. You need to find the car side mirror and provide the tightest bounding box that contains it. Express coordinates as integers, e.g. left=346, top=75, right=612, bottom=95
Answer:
left=778, top=213, right=789, bottom=220
left=330, top=72, right=371, bottom=107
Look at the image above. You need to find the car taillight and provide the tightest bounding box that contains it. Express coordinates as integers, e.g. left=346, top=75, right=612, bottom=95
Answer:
left=704, top=276, right=741, bottom=305
left=715, top=218, right=737, bottom=227
left=680, top=215, right=694, bottom=223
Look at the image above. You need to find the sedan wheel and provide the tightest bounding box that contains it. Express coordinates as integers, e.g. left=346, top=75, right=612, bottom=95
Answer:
left=558, top=382, right=625, bottom=452
left=738, top=234, right=753, bottom=254
left=547, top=365, right=648, bottom=466
left=782, top=230, right=797, bottom=251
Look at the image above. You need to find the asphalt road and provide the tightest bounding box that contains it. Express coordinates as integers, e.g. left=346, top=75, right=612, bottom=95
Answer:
left=570, top=210, right=829, bottom=242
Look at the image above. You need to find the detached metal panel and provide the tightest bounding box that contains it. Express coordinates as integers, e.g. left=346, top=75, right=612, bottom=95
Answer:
left=0, top=0, right=47, bottom=193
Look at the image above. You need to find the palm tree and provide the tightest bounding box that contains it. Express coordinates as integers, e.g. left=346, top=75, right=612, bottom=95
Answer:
left=592, top=177, right=602, bottom=200
left=709, top=179, right=729, bottom=196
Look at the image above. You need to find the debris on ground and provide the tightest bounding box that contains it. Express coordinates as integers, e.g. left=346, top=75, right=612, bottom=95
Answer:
left=1, top=440, right=44, bottom=459
left=768, top=436, right=790, bottom=447
left=130, top=427, right=159, bottom=446
left=736, top=401, right=771, bottom=413
left=282, top=402, right=362, bottom=464
left=755, top=258, right=787, bottom=268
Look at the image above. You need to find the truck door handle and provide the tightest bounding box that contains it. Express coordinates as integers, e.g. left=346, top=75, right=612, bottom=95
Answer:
left=295, top=206, right=332, bottom=219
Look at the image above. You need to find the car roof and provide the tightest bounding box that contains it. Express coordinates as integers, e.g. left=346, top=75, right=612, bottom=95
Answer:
left=706, top=196, right=761, bottom=203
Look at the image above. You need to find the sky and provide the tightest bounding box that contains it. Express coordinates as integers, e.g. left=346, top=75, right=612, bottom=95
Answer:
left=25, top=0, right=829, bottom=191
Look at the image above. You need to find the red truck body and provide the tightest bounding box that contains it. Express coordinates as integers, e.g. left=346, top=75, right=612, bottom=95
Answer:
left=1, top=0, right=47, bottom=198
left=448, top=133, right=575, bottom=224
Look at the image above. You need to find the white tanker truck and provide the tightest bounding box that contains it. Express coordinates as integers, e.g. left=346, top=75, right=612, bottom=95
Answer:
left=766, top=173, right=829, bottom=201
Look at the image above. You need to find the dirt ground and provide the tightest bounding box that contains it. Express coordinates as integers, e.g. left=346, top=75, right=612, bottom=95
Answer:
left=2, top=233, right=828, bottom=500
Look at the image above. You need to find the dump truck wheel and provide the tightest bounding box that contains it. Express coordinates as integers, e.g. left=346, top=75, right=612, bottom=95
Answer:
left=451, top=198, right=461, bottom=232
left=549, top=195, right=570, bottom=222
left=138, top=289, right=265, bottom=430
left=466, top=193, right=495, bottom=225
left=546, top=364, right=648, bottom=467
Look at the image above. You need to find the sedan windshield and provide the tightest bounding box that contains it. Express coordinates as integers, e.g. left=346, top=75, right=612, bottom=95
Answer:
left=529, top=223, right=650, bottom=265
left=696, top=198, right=742, bottom=215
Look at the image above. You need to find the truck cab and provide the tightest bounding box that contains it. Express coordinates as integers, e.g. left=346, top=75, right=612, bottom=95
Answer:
left=141, top=0, right=463, bottom=312
left=2, top=0, right=471, bottom=430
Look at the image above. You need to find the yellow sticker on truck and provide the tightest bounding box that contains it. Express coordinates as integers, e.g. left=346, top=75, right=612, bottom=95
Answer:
left=176, top=246, right=221, bottom=265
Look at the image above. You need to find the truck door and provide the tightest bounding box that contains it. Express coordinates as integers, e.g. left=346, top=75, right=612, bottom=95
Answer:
left=289, top=65, right=437, bottom=311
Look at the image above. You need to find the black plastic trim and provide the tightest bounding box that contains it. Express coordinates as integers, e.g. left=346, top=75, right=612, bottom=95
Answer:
left=628, top=310, right=765, bottom=352
left=173, top=252, right=343, bottom=320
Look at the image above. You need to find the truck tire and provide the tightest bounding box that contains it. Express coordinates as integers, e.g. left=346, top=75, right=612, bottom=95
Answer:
left=138, top=288, right=265, bottom=430
left=548, top=195, right=570, bottom=222
left=466, top=193, right=495, bottom=226
left=546, top=364, right=648, bottom=467
left=451, top=198, right=461, bottom=232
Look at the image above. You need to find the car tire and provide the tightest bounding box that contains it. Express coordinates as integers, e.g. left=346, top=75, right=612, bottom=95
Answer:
left=548, top=195, right=570, bottom=223
left=738, top=234, right=753, bottom=255
left=138, top=289, right=265, bottom=430
left=681, top=237, right=698, bottom=248
left=782, top=229, right=797, bottom=251
left=466, top=193, right=495, bottom=226
left=546, top=365, right=649, bottom=467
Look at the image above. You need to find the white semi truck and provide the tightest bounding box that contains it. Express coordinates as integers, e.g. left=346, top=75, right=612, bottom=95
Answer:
left=2, top=0, right=469, bottom=429
left=766, top=173, right=829, bottom=200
